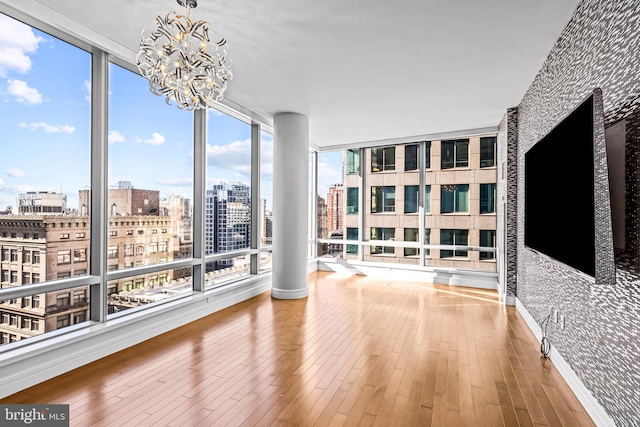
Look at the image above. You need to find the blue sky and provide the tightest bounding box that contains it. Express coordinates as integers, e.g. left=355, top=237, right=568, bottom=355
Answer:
left=0, top=13, right=274, bottom=213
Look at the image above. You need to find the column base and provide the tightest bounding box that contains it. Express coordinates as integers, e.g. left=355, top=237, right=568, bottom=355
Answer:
left=271, top=287, right=309, bottom=300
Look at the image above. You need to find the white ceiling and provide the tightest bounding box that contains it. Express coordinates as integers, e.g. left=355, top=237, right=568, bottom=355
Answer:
left=27, top=0, right=580, bottom=147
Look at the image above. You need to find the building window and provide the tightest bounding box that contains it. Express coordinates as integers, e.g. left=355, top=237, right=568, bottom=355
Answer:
left=60, top=233, right=70, bottom=239
left=74, top=269, right=87, bottom=276
left=425, top=229, right=431, bottom=256
left=148, top=243, right=158, bottom=254
left=480, top=136, right=496, bottom=168
left=56, top=315, right=70, bottom=329
left=57, top=271, right=71, bottom=279
left=0, top=270, right=7, bottom=282
left=31, top=320, right=39, bottom=331
left=404, top=185, right=419, bottom=213
left=405, top=144, right=418, bottom=171
left=346, top=188, right=359, bottom=214
left=371, top=186, right=396, bottom=213
left=32, top=251, right=40, bottom=264
left=76, top=232, right=86, bottom=238
left=370, top=227, right=395, bottom=255
left=10, top=271, right=17, bottom=283
left=22, top=250, right=31, bottom=263
left=161, top=228, right=167, bottom=234
left=425, top=185, right=431, bottom=213
left=126, top=230, right=133, bottom=236
left=21, top=317, right=30, bottom=329
left=137, top=230, right=144, bottom=235
left=404, top=228, right=419, bottom=257
left=0, top=249, right=8, bottom=261
left=32, top=295, right=40, bottom=308
left=441, top=184, right=469, bottom=213
left=346, top=227, right=358, bottom=254
left=347, top=149, right=360, bottom=174
left=0, top=313, right=8, bottom=324
left=152, top=229, right=158, bottom=234
left=440, top=229, right=469, bottom=258
left=10, top=233, right=16, bottom=238
left=109, top=230, right=117, bottom=237
left=73, top=312, right=86, bottom=324
left=10, top=315, right=17, bottom=326
left=73, top=290, right=87, bottom=305
left=480, top=230, right=496, bottom=260
left=480, top=184, right=496, bottom=214
left=159, top=241, right=168, bottom=252
left=10, top=249, right=18, bottom=262
left=136, top=245, right=144, bottom=255
left=371, top=147, right=395, bottom=172
left=57, top=250, right=71, bottom=264
left=57, top=293, right=71, bottom=308
left=441, top=139, right=469, bottom=169
left=74, top=249, right=87, bottom=262
left=33, top=234, right=39, bottom=240
left=124, top=244, right=135, bottom=256
left=22, top=233, right=29, bottom=239
left=107, top=246, right=118, bottom=259
left=22, top=272, right=31, bottom=284
left=425, top=141, right=431, bottom=169
left=107, top=284, right=118, bottom=296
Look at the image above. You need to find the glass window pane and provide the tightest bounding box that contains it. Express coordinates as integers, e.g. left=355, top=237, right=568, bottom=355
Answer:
left=206, top=110, right=251, bottom=255
left=108, top=63, right=193, bottom=272
left=480, top=230, right=496, bottom=260
left=383, top=187, right=396, bottom=212
left=441, top=141, right=454, bottom=169
left=347, top=149, right=360, bottom=174
left=425, top=141, right=431, bottom=169
left=404, top=185, right=418, bottom=213
left=425, top=185, right=431, bottom=213
left=404, top=228, right=418, bottom=256
left=205, top=258, right=250, bottom=288
left=456, top=184, right=469, bottom=212
left=480, top=183, right=496, bottom=214
left=346, top=227, right=358, bottom=254
left=480, top=137, right=496, bottom=168
left=405, top=145, right=418, bottom=171
left=456, top=140, right=469, bottom=167
left=317, top=151, right=344, bottom=240
left=346, top=188, right=359, bottom=214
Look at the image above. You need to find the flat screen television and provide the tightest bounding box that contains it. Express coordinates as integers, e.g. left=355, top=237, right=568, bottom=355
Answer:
left=525, top=94, right=595, bottom=277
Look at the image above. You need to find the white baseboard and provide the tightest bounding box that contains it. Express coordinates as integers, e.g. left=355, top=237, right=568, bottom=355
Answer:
left=0, top=275, right=272, bottom=400
left=515, top=298, right=615, bottom=427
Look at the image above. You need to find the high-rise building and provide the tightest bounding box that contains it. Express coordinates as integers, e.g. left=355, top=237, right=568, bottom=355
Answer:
left=327, top=183, right=344, bottom=233
left=205, top=183, right=251, bottom=268
left=79, top=184, right=160, bottom=217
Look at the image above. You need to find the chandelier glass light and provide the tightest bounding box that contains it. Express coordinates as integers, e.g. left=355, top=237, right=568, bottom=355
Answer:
left=137, top=0, right=233, bottom=110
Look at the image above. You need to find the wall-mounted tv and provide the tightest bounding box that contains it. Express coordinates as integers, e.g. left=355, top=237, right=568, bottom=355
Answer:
left=525, top=94, right=595, bottom=277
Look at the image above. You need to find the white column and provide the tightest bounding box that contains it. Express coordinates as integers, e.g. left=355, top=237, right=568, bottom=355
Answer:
left=272, top=112, right=309, bottom=299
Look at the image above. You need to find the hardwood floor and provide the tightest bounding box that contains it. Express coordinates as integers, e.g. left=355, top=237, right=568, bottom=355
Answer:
left=1, top=271, right=595, bottom=426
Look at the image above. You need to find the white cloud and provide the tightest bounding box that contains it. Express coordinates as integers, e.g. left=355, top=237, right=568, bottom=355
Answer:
left=0, top=178, right=3, bottom=186
left=108, top=130, right=126, bottom=144
left=141, top=132, right=165, bottom=145
left=207, top=139, right=252, bottom=176
left=0, top=183, right=37, bottom=194
left=7, top=79, right=43, bottom=105
left=317, top=160, right=341, bottom=178
left=20, top=122, right=75, bottom=133
left=0, top=14, right=44, bottom=76
left=6, top=167, right=26, bottom=177
left=156, top=178, right=192, bottom=186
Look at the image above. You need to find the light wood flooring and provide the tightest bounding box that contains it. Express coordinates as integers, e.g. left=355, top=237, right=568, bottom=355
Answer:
left=1, top=271, right=595, bottom=426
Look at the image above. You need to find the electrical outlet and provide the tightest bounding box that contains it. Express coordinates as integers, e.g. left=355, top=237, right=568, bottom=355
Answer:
left=559, top=314, right=565, bottom=330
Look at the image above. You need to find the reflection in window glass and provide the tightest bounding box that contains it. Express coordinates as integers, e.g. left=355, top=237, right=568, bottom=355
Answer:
left=108, top=267, right=192, bottom=316
left=205, top=258, right=250, bottom=288
left=371, top=147, right=395, bottom=172
left=425, top=141, right=432, bottom=169
left=480, top=230, right=496, bottom=260
left=404, top=185, right=419, bottom=213
left=108, top=63, right=193, bottom=277
left=405, top=145, right=418, bottom=171
left=346, top=188, right=359, bottom=214
left=0, top=14, right=92, bottom=345
left=480, top=183, right=496, bottom=214
left=346, top=149, right=360, bottom=174
left=346, top=227, right=358, bottom=254
left=480, top=137, right=497, bottom=168
left=404, top=228, right=419, bottom=256
left=441, top=139, right=469, bottom=169
left=371, top=186, right=396, bottom=213
left=425, top=185, right=431, bottom=213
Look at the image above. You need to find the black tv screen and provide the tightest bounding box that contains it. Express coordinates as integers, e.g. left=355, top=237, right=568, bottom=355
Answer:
left=525, top=95, right=595, bottom=277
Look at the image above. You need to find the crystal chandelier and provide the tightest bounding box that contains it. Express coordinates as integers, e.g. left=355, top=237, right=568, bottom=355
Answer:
left=137, top=0, right=233, bottom=110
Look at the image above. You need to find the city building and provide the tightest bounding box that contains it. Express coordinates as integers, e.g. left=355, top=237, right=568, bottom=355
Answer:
left=341, top=138, right=497, bottom=271
left=326, top=183, right=344, bottom=232
left=79, top=183, right=160, bottom=217
left=0, top=1, right=638, bottom=425
left=205, top=183, right=251, bottom=268
left=17, top=192, right=67, bottom=215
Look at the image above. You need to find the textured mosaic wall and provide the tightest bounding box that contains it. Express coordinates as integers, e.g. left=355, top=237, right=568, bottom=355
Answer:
left=516, top=0, right=640, bottom=424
